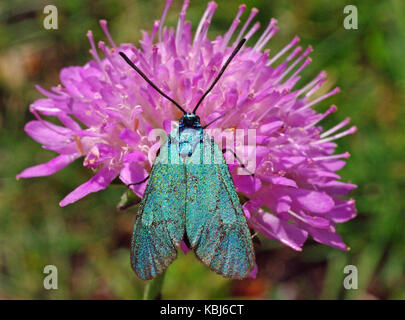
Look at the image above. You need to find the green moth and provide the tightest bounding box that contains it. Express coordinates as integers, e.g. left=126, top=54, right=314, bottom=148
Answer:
left=119, top=38, right=255, bottom=280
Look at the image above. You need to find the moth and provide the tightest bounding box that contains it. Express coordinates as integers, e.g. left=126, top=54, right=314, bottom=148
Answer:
left=119, top=38, right=255, bottom=280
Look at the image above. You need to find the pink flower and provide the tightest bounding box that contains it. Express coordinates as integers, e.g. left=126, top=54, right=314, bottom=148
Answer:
left=18, top=0, right=356, bottom=251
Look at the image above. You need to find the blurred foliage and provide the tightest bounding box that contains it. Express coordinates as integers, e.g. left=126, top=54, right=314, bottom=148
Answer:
left=0, top=0, right=404, bottom=299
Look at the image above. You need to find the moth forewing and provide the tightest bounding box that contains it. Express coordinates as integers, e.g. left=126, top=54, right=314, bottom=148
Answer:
left=184, top=132, right=255, bottom=279
left=130, top=138, right=186, bottom=280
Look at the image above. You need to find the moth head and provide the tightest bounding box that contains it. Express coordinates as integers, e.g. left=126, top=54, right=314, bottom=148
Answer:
left=180, top=113, right=201, bottom=128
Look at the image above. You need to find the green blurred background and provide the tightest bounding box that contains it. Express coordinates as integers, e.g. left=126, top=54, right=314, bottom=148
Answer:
left=0, top=0, right=404, bottom=299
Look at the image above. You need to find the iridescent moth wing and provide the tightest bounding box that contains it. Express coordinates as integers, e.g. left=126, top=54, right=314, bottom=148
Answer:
left=130, top=135, right=186, bottom=280
left=185, top=132, right=255, bottom=279
left=120, top=38, right=250, bottom=280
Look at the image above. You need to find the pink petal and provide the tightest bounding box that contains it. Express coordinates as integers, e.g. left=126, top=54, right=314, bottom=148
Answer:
left=179, top=241, right=190, bottom=254
left=25, top=120, right=71, bottom=146
left=289, top=189, right=335, bottom=214
left=248, top=208, right=308, bottom=251
left=316, top=181, right=357, bottom=195
left=59, top=166, right=119, bottom=206
left=163, top=119, right=176, bottom=134
left=30, top=98, right=66, bottom=115
left=260, top=175, right=297, bottom=188
left=83, top=143, right=120, bottom=168
left=321, top=160, right=347, bottom=171
left=259, top=120, right=283, bottom=135
left=276, top=156, right=306, bottom=170
left=234, top=175, right=262, bottom=194
left=307, top=226, right=348, bottom=250
left=17, top=154, right=80, bottom=178
left=328, top=199, right=357, bottom=223
left=247, top=263, right=258, bottom=279
left=276, top=195, right=292, bottom=214
left=120, top=128, right=141, bottom=147
left=119, top=162, right=148, bottom=197
left=297, top=210, right=331, bottom=228
left=123, top=151, right=148, bottom=163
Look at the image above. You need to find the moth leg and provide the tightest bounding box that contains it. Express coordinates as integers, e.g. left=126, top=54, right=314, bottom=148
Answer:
left=116, top=176, right=151, bottom=211
left=222, top=148, right=255, bottom=176
left=127, top=175, right=150, bottom=188
left=250, top=228, right=261, bottom=246
left=117, top=177, right=150, bottom=211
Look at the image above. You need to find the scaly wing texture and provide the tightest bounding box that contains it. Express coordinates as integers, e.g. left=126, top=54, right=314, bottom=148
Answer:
left=131, top=137, right=186, bottom=280
left=185, top=133, right=255, bottom=279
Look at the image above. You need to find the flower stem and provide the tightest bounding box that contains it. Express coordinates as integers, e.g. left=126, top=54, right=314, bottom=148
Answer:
left=143, top=272, right=166, bottom=300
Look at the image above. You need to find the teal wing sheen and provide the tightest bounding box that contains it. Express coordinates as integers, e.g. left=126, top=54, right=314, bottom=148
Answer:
left=131, top=137, right=186, bottom=280
left=185, top=133, right=255, bottom=279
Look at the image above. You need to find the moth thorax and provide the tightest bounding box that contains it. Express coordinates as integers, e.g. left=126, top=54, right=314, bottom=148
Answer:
left=178, top=128, right=200, bottom=158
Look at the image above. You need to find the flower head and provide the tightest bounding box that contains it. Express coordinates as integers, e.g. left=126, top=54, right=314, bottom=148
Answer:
left=18, top=0, right=356, bottom=252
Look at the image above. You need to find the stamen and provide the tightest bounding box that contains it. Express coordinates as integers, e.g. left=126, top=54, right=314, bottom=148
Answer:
left=152, top=46, right=159, bottom=72
left=31, top=109, right=70, bottom=137
left=334, top=199, right=355, bottom=209
left=129, top=48, right=153, bottom=77
left=74, top=135, right=84, bottom=155
left=99, top=20, right=117, bottom=48
left=243, top=22, right=261, bottom=42
left=98, top=41, right=109, bottom=56
left=193, top=1, right=217, bottom=48
left=288, top=210, right=309, bottom=224
left=86, top=30, right=102, bottom=64
left=159, top=0, right=173, bottom=43
left=312, top=152, right=350, bottom=161
left=35, top=85, right=64, bottom=100
left=176, top=0, right=190, bottom=49
left=250, top=50, right=271, bottom=86
left=298, top=71, right=326, bottom=96
left=195, top=20, right=211, bottom=56
left=221, top=4, right=246, bottom=51
left=193, top=3, right=217, bottom=55
left=277, top=46, right=312, bottom=83
left=253, top=18, right=277, bottom=52
left=303, top=105, right=337, bottom=130
left=320, top=117, right=351, bottom=138
left=255, top=25, right=278, bottom=53
left=294, top=87, right=340, bottom=114
left=288, top=57, right=312, bottom=80
left=133, top=118, right=140, bottom=132
left=233, top=7, right=259, bottom=46
left=311, top=126, right=357, bottom=145
left=306, top=78, right=327, bottom=97
left=151, top=21, right=160, bottom=44
left=222, top=19, right=241, bottom=51
left=286, top=46, right=302, bottom=62
left=98, top=41, right=120, bottom=72
left=267, top=36, right=300, bottom=66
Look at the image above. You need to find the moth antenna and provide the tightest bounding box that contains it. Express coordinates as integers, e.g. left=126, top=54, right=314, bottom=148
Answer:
left=192, top=38, right=246, bottom=114
left=202, top=111, right=228, bottom=129
left=119, top=52, right=187, bottom=114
